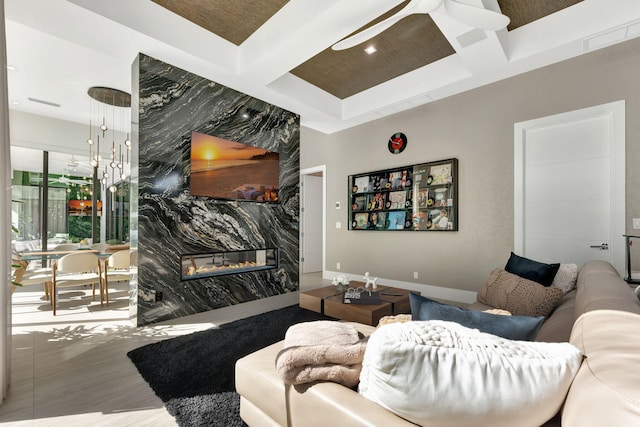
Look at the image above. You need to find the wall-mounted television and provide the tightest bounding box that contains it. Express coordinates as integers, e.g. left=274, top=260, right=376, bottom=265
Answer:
left=190, top=131, right=279, bottom=203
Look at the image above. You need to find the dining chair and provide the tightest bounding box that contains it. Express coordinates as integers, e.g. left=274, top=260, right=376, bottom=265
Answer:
left=52, top=252, right=102, bottom=315
left=102, top=249, right=133, bottom=304
left=11, top=256, right=52, bottom=298
left=12, top=248, right=53, bottom=299
left=90, top=243, right=109, bottom=253
left=53, top=243, right=81, bottom=251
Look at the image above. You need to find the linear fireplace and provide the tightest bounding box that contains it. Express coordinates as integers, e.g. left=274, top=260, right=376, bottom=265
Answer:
left=181, top=248, right=279, bottom=281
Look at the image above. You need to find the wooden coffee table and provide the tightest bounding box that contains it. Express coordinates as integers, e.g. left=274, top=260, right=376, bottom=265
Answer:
left=299, top=282, right=417, bottom=326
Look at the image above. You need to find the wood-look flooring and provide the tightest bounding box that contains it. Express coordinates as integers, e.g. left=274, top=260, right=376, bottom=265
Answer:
left=0, top=273, right=328, bottom=426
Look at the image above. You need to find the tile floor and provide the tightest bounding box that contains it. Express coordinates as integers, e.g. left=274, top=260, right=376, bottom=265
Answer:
left=0, top=272, right=328, bottom=426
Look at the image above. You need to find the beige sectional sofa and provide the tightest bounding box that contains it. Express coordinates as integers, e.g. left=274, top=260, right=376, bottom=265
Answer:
left=235, top=260, right=640, bottom=426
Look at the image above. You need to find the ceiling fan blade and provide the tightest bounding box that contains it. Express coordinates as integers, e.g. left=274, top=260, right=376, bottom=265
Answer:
left=443, top=0, right=510, bottom=31
left=332, top=12, right=411, bottom=51
left=70, top=179, right=91, bottom=185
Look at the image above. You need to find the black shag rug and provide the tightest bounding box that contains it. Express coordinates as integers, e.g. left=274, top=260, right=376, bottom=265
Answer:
left=127, top=305, right=332, bottom=426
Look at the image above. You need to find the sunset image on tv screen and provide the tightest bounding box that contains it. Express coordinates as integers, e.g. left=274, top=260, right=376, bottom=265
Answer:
left=190, top=131, right=279, bottom=203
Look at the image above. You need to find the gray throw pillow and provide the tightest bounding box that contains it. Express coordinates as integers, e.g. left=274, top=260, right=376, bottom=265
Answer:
left=409, top=293, right=544, bottom=341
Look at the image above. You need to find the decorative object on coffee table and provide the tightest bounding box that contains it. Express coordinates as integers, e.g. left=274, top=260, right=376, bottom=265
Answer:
left=343, top=287, right=381, bottom=305
left=364, top=271, right=378, bottom=290
left=331, top=274, right=350, bottom=293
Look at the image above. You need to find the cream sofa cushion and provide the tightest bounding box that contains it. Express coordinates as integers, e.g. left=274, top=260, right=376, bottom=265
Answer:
left=359, top=320, right=582, bottom=427
left=563, top=309, right=640, bottom=426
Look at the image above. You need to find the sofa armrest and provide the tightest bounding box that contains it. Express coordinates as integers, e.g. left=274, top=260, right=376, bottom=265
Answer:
left=236, top=341, right=290, bottom=426
left=236, top=321, right=383, bottom=427
left=574, top=263, right=640, bottom=316
left=563, top=309, right=640, bottom=425
left=288, top=381, right=417, bottom=427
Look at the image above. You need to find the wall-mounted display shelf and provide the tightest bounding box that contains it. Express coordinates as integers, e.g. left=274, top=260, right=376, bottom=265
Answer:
left=348, top=158, right=458, bottom=231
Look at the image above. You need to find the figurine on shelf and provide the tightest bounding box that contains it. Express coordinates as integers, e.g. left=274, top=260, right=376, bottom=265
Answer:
left=364, top=272, right=377, bottom=290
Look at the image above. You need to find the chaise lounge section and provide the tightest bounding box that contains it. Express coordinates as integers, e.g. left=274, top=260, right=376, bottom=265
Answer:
left=236, top=260, right=640, bottom=426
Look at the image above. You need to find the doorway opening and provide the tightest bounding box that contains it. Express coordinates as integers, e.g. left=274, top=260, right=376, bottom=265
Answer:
left=300, top=166, right=326, bottom=291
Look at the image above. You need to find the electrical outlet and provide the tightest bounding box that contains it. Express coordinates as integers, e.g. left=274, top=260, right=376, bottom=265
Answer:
left=634, top=218, right=640, bottom=229
left=413, top=271, right=419, bottom=279
left=155, top=291, right=163, bottom=302
left=337, top=262, right=341, bottom=270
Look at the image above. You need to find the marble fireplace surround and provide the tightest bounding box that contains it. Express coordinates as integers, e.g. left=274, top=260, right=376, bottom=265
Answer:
left=130, top=54, right=300, bottom=326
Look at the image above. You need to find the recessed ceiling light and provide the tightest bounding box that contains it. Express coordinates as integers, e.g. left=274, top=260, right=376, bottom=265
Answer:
left=364, top=46, right=377, bottom=55
left=11, top=101, right=20, bottom=105
left=6, top=65, right=17, bottom=71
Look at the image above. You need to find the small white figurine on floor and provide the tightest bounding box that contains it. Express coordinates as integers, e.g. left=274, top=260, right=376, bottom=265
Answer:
left=363, top=272, right=378, bottom=290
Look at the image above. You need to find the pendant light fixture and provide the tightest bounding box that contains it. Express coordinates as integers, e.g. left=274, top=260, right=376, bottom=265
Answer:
left=86, top=86, right=132, bottom=188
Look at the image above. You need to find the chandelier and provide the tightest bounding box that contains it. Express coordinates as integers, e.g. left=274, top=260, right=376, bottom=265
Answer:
left=85, top=86, right=131, bottom=196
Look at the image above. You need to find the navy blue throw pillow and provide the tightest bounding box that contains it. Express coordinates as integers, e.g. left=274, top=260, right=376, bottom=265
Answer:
left=409, top=293, right=544, bottom=341
left=504, top=252, right=560, bottom=286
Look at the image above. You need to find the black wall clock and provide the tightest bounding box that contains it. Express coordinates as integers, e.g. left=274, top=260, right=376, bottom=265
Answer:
left=388, top=132, right=407, bottom=154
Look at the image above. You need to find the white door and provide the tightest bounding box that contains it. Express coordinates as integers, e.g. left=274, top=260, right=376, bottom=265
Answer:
left=514, top=101, right=625, bottom=275
left=301, top=174, right=323, bottom=273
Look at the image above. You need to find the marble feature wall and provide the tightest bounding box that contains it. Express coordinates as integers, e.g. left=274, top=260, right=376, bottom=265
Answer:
left=130, top=54, right=300, bottom=326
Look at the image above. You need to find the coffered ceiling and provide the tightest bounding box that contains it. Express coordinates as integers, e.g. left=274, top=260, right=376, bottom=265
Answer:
left=5, top=0, right=640, bottom=134
left=153, top=0, right=584, bottom=100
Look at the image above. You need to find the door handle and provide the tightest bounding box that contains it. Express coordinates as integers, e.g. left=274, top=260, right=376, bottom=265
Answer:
left=590, top=243, right=609, bottom=250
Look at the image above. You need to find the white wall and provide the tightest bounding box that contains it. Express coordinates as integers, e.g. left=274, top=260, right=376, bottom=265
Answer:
left=10, top=110, right=89, bottom=155
left=301, top=37, right=640, bottom=300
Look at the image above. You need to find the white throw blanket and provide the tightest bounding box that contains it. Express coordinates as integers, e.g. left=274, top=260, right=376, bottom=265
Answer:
left=275, top=321, right=367, bottom=387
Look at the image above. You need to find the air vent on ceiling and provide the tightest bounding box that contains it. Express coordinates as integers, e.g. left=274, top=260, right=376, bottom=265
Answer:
left=27, top=97, right=61, bottom=108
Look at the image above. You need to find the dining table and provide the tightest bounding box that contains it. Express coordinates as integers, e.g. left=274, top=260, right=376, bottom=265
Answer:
left=15, top=245, right=130, bottom=300
left=19, top=243, right=130, bottom=261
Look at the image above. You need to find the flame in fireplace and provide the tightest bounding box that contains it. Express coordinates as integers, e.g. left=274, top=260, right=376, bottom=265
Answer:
left=187, top=260, right=267, bottom=276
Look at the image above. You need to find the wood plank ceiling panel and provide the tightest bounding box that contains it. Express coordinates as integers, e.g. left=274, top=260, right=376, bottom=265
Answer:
left=291, top=3, right=455, bottom=99
left=152, top=0, right=288, bottom=46
left=294, top=0, right=585, bottom=99
left=497, top=0, right=584, bottom=31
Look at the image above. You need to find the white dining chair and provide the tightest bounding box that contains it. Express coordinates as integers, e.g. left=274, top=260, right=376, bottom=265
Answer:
left=11, top=256, right=52, bottom=299
left=53, top=243, right=81, bottom=251
left=12, top=251, right=53, bottom=299
left=40, top=243, right=82, bottom=271
left=102, top=249, right=134, bottom=304
left=52, top=252, right=102, bottom=315
left=90, top=243, right=110, bottom=253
